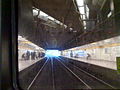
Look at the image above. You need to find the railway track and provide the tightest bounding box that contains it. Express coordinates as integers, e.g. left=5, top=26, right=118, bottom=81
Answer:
left=57, top=57, right=116, bottom=89
left=23, top=57, right=116, bottom=90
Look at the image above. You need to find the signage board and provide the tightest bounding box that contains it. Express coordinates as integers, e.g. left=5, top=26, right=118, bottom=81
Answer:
left=117, top=57, right=120, bottom=73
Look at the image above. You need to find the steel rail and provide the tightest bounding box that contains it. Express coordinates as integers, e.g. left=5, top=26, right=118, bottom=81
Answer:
left=56, top=58, right=91, bottom=89
left=27, top=57, right=49, bottom=90
left=50, top=57, right=55, bottom=90
left=71, top=64, right=116, bottom=89
left=59, top=57, right=116, bottom=89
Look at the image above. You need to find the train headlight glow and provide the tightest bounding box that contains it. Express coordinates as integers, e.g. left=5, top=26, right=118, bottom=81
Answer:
left=45, top=50, right=60, bottom=57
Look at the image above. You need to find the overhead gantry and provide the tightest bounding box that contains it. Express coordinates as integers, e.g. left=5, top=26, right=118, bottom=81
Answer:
left=18, top=0, right=120, bottom=50
left=18, top=0, right=84, bottom=50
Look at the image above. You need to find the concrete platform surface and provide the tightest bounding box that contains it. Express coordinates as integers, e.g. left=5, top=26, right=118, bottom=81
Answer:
left=64, top=56, right=117, bottom=70
left=19, top=57, right=45, bottom=71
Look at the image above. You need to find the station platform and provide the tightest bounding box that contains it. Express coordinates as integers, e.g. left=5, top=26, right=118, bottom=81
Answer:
left=19, top=57, right=45, bottom=71
left=63, top=56, right=117, bottom=70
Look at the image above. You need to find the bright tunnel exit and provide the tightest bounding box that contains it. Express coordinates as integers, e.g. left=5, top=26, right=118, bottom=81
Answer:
left=45, top=50, right=61, bottom=57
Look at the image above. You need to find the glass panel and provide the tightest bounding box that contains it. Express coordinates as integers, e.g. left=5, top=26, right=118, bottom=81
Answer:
left=18, top=0, right=120, bottom=89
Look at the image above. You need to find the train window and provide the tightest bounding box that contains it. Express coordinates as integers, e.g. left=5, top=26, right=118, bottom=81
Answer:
left=17, top=0, right=120, bottom=89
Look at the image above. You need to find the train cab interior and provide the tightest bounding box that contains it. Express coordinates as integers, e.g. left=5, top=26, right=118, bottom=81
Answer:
left=1, top=0, right=120, bottom=90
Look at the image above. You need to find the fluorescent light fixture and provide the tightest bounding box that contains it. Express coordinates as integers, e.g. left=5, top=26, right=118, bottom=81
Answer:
left=40, top=11, right=48, bottom=17
left=79, top=7, right=85, bottom=14
left=45, top=50, right=60, bottom=57
left=76, top=0, right=84, bottom=6
left=33, top=9, right=38, bottom=16
left=107, top=11, right=112, bottom=18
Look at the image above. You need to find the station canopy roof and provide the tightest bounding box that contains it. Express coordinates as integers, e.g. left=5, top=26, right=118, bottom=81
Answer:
left=33, top=0, right=84, bottom=33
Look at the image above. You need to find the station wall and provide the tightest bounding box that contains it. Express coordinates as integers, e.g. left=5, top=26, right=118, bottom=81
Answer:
left=63, top=36, right=120, bottom=62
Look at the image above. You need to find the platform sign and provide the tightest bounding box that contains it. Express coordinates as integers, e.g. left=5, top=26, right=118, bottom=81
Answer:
left=116, top=57, right=120, bottom=73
